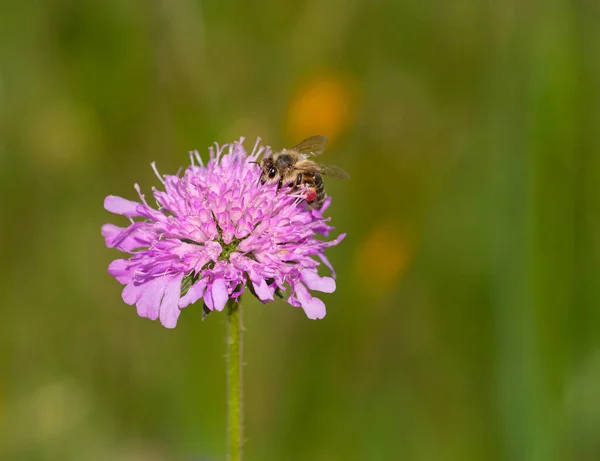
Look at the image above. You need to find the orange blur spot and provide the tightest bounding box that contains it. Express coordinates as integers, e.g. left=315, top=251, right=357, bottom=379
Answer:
left=355, top=223, right=413, bottom=295
left=287, top=73, right=354, bottom=143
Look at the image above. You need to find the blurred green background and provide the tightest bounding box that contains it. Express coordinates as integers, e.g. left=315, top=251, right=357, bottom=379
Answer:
left=1, top=1, right=599, bottom=460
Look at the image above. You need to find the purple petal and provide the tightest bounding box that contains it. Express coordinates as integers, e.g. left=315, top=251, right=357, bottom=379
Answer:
left=287, top=294, right=301, bottom=308
left=231, top=283, right=246, bottom=300
left=102, top=223, right=151, bottom=252
left=179, top=280, right=207, bottom=308
left=159, top=274, right=184, bottom=328
left=302, top=297, right=326, bottom=320
left=205, top=241, right=223, bottom=261
left=136, top=277, right=170, bottom=321
left=108, top=259, right=132, bottom=284
left=122, top=282, right=143, bottom=305
left=300, top=270, right=336, bottom=293
left=252, top=279, right=274, bottom=302
left=203, top=284, right=215, bottom=310
left=102, top=223, right=121, bottom=242
left=336, top=233, right=347, bottom=243
left=320, top=196, right=332, bottom=212
left=295, top=283, right=326, bottom=319
left=211, top=278, right=229, bottom=311
left=104, top=196, right=145, bottom=217
left=230, top=208, right=243, bottom=223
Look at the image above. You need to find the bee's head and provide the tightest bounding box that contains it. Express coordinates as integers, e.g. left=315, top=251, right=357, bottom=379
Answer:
left=259, top=157, right=279, bottom=185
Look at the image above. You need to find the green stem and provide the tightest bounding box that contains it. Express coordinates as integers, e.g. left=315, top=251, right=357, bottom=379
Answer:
left=226, top=298, right=243, bottom=461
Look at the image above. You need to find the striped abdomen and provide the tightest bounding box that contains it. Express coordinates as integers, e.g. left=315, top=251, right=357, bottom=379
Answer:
left=292, top=171, right=326, bottom=208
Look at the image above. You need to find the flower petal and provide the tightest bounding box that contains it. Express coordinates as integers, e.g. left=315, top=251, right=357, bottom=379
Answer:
left=203, top=285, right=215, bottom=310
left=211, top=278, right=229, bottom=311
left=159, top=274, right=184, bottom=328
left=102, top=223, right=151, bottom=252
left=302, top=297, right=326, bottom=320
left=122, top=282, right=143, bottom=305
left=179, top=279, right=207, bottom=308
left=295, top=282, right=326, bottom=319
left=136, top=277, right=169, bottom=321
left=320, top=196, right=332, bottom=212
left=108, top=259, right=132, bottom=284
left=287, top=295, right=301, bottom=308
left=300, top=270, right=336, bottom=293
left=252, top=279, right=274, bottom=302
left=102, top=223, right=122, bottom=243
left=104, top=196, right=145, bottom=217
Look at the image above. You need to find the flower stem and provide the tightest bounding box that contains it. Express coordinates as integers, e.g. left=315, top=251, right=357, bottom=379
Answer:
left=226, top=298, right=243, bottom=461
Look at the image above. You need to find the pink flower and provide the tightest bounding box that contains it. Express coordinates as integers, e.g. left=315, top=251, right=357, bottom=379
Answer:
left=102, top=138, right=345, bottom=328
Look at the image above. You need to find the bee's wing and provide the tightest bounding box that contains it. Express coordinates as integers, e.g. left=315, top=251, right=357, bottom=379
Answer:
left=291, top=135, right=328, bottom=157
left=295, top=161, right=350, bottom=179
left=315, top=164, right=350, bottom=179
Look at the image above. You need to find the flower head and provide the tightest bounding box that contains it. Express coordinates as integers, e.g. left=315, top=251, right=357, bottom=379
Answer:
left=102, top=138, right=345, bottom=328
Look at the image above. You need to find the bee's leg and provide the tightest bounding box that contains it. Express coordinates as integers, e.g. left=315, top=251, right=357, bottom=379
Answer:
left=292, top=173, right=303, bottom=191
left=277, top=178, right=283, bottom=191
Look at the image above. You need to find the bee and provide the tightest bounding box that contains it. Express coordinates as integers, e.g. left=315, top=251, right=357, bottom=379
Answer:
left=259, top=135, right=350, bottom=208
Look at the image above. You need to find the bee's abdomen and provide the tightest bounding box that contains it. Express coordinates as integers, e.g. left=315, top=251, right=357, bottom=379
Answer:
left=315, top=174, right=324, bottom=193
left=302, top=173, right=315, bottom=186
left=312, top=174, right=326, bottom=208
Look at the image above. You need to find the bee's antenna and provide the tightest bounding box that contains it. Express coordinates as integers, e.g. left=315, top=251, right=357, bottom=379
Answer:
left=247, top=161, right=260, bottom=164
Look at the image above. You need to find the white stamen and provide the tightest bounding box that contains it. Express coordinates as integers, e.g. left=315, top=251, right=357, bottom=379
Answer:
left=134, top=183, right=149, bottom=206
left=189, top=151, right=195, bottom=166
left=193, top=149, right=204, bottom=166
left=214, top=143, right=228, bottom=161
left=251, top=137, right=261, bottom=157
left=222, top=143, right=230, bottom=160
left=150, top=162, right=165, bottom=184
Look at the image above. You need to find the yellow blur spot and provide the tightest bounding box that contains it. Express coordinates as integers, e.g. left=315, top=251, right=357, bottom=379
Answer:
left=356, top=223, right=413, bottom=295
left=287, top=73, right=354, bottom=143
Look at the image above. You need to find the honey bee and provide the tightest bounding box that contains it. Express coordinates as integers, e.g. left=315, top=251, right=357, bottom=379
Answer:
left=259, top=135, right=349, bottom=208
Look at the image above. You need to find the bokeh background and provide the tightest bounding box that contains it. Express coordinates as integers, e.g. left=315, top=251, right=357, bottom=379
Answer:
left=1, top=1, right=599, bottom=460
